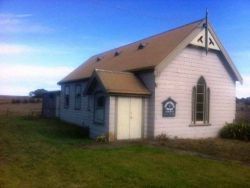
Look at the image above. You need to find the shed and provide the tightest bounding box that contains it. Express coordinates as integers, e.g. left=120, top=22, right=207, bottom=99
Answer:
left=42, top=91, right=60, bottom=118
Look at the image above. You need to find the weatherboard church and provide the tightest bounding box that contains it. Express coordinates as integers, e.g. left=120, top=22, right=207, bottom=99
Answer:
left=58, top=18, right=242, bottom=141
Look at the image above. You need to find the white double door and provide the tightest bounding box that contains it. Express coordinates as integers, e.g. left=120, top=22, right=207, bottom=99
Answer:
left=117, top=97, right=142, bottom=140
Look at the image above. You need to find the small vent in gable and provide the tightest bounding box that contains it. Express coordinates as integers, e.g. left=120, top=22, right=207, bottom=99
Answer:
left=138, top=43, right=146, bottom=50
left=96, top=57, right=101, bottom=62
left=114, top=51, right=120, bottom=57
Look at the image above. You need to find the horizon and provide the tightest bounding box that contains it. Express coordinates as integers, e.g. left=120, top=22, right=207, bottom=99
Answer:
left=0, top=0, right=249, bottom=97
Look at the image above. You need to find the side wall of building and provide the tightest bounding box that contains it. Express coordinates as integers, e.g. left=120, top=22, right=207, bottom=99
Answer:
left=154, top=46, right=236, bottom=138
left=136, top=71, right=155, bottom=138
left=60, top=81, right=109, bottom=138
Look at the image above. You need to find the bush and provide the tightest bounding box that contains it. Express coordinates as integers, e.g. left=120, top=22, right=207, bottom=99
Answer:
left=219, top=122, right=250, bottom=141
left=96, top=135, right=107, bottom=143
left=155, top=133, right=169, bottom=145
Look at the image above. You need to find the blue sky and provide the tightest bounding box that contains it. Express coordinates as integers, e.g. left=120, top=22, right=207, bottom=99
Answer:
left=0, top=0, right=250, bottom=97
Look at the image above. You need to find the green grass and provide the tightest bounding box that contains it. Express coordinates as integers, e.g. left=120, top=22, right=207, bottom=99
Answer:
left=0, top=117, right=250, bottom=187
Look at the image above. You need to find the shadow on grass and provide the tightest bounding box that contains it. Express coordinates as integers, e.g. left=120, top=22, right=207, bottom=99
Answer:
left=19, top=116, right=90, bottom=143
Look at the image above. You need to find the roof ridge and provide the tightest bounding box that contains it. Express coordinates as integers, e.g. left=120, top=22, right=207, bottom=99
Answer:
left=95, top=69, right=133, bottom=75
left=92, top=18, right=204, bottom=58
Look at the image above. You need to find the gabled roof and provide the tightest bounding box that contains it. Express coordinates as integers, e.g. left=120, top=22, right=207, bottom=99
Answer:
left=59, top=19, right=204, bottom=84
left=85, top=69, right=150, bottom=96
left=59, top=18, right=242, bottom=84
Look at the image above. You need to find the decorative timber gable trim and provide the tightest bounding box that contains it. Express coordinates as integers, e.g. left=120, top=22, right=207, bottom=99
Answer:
left=155, top=20, right=243, bottom=84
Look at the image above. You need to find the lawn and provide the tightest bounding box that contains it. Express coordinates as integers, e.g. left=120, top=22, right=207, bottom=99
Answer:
left=0, top=117, right=250, bottom=187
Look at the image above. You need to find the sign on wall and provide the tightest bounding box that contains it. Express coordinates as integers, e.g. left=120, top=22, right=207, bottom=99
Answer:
left=162, top=97, right=176, bottom=117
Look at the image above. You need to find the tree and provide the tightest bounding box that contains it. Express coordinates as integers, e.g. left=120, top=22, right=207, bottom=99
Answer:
left=29, top=89, right=48, bottom=98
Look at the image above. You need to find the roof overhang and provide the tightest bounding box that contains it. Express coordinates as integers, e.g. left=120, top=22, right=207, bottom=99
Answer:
left=155, top=20, right=243, bottom=84
left=84, top=69, right=151, bottom=97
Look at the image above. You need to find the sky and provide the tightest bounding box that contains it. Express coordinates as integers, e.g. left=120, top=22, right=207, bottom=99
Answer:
left=0, top=0, right=249, bottom=97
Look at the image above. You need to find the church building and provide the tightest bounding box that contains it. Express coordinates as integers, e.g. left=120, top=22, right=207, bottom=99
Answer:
left=58, top=18, right=242, bottom=141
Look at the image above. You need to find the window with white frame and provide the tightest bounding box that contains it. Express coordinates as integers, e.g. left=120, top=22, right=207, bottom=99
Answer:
left=192, top=76, right=210, bottom=124
left=75, top=84, right=81, bottom=110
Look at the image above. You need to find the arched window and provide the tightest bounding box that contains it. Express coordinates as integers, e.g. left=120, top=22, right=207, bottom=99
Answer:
left=192, top=77, right=210, bottom=124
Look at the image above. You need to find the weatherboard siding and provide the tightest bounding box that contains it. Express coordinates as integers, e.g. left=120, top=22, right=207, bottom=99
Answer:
left=137, top=71, right=155, bottom=138
left=60, top=82, right=109, bottom=138
left=154, top=46, right=236, bottom=138
left=60, top=82, right=89, bottom=126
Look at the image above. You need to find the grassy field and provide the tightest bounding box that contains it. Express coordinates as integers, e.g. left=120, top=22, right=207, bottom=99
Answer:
left=0, top=117, right=250, bottom=187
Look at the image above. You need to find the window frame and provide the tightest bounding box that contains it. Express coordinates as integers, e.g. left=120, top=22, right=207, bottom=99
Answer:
left=64, top=85, right=70, bottom=109
left=74, top=84, right=82, bottom=110
left=93, top=92, right=106, bottom=125
left=191, top=76, right=210, bottom=126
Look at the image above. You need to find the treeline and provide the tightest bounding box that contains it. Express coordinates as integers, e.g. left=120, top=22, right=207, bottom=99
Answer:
left=12, top=98, right=41, bottom=104
left=236, top=97, right=250, bottom=105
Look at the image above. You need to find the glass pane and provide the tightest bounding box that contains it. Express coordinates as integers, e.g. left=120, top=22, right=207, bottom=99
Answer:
left=196, top=103, right=204, bottom=111
left=197, top=85, right=204, bottom=93
left=198, top=77, right=206, bottom=84
left=76, top=85, right=81, bottom=94
left=75, top=97, right=81, bottom=109
left=196, top=112, right=203, bottom=121
left=65, top=86, right=69, bottom=95
left=95, top=109, right=104, bottom=122
left=197, top=94, right=204, bottom=102
left=97, top=96, right=105, bottom=107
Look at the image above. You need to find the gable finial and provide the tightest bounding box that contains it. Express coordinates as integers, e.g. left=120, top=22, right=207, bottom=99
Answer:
left=205, top=9, right=208, bottom=55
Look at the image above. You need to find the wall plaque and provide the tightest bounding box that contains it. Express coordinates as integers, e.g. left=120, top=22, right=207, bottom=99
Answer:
left=162, top=97, right=176, bottom=117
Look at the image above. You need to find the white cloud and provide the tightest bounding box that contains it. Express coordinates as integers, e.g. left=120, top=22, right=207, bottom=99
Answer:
left=0, top=43, right=83, bottom=55
left=0, top=64, right=74, bottom=96
left=0, top=43, right=35, bottom=54
left=236, top=74, right=250, bottom=98
left=0, top=13, right=53, bottom=34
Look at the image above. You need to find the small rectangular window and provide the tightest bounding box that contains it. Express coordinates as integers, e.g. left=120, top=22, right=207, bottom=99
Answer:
left=64, top=85, right=70, bottom=108
left=75, top=84, right=81, bottom=110
left=94, top=94, right=105, bottom=124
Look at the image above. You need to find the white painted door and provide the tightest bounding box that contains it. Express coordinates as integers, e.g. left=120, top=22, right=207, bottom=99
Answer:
left=117, top=97, right=130, bottom=139
left=117, top=97, right=142, bottom=140
left=129, top=98, right=142, bottom=139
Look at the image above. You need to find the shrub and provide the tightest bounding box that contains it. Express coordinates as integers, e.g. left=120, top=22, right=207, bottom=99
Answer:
left=219, top=122, right=250, bottom=141
left=156, top=133, right=169, bottom=145
left=96, top=135, right=107, bottom=143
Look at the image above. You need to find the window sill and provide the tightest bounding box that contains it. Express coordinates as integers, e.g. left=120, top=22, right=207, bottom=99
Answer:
left=189, top=123, right=211, bottom=127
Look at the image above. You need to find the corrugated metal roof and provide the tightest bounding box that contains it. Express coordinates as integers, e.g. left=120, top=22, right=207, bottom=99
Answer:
left=86, top=69, right=150, bottom=96
left=59, top=19, right=203, bottom=84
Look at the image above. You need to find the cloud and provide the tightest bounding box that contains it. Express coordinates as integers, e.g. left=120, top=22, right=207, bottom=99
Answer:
left=0, top=64, right=74, bottom=96
left=0, top=43, right=35, bottom=54
left=0, top=43, right=85, bottom=56
left=236, top=74, right=250, bottom=98
left=0, top=13, right=53, bottom=34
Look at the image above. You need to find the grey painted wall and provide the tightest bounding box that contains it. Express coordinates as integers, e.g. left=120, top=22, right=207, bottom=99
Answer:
left=60, top=81, right=109, bottom=138
left=136, top=71, right=155, bottom=138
